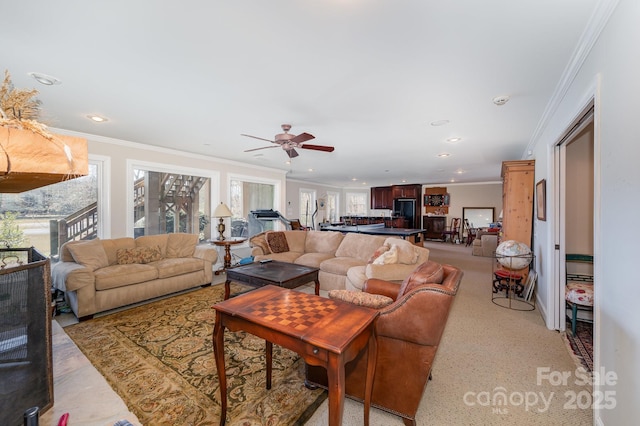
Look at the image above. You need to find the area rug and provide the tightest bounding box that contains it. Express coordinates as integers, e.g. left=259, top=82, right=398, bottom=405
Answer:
left=564, top=321, right=593, bottom=373
left=64, top=284, right=327, bottom=425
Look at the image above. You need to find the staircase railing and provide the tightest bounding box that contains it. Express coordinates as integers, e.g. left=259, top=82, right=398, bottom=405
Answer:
left=49, top=202, right=98, bottom=257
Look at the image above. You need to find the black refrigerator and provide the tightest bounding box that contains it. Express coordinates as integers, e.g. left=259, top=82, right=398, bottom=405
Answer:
left=393, top=198, right=417, bottom=228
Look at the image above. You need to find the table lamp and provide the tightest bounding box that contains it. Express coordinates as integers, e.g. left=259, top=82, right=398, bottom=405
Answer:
left=213, top=202, right=232, bottom=241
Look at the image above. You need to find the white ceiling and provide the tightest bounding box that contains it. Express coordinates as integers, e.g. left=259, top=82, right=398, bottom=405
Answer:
left=1, top=0, right=599, bottom=188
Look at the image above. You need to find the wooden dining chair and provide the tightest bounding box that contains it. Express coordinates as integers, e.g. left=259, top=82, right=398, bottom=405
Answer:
left=442, top=217, right=461, bottom=243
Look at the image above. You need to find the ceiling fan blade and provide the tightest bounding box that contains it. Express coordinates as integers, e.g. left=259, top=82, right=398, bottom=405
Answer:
left=300, top=144, right=335, bottom=152
left=290, top=132, right=315, bottom=143
left=241, top=134, right=277, bottom=144
left=244, top=145, right=279, bottom=153
left=286, top=148, right=299, bottom=158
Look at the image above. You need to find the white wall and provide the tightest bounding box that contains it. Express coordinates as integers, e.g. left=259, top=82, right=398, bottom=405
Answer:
left=531, top=0, right=639, bottom=422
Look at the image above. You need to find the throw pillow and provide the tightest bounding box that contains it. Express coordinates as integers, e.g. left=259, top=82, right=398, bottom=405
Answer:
left=139, top=245, right=163, bottom=263
left=266, top=231, right=289, bottom=254
left=117, top=246, right=163, bottom=265
left=368, top=244, right=390, bottom=264
left=67, top=239, right=109, bottom=271
left=372, top=244, right=398, bottom=265
left=328, top=289, right=394, bottom=309
left=116, top=248, right=140, bottom=265
left=393, top=241, right=419, bottom=265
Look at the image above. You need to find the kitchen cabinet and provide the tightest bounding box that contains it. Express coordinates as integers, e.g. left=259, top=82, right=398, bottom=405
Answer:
left=423, top=216, right=446, bottom=240
left=392, top=184, right=420, bottom=199
left=371, top=186, right=393, bottom=209
left=501, top=160, right=535, bottom=247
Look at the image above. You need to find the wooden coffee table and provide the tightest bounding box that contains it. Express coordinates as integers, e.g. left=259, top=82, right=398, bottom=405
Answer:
left=224, top=260, right=320, bottom=299
left=212, top=285, right=378, bottom=426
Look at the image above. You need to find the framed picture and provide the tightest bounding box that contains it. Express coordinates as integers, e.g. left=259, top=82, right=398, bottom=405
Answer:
left=536, top=179, right=546, bottom=221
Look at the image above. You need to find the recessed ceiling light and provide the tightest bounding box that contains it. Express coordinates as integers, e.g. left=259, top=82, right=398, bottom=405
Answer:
left=430, top=119, right=450, bottom=126
left=308, top=168, right=314, bottom=172
left=352, top=178, right=358, bottom=181
left=447, top=137, right=462, bottom=143
left=457, top=170, right=465, bottom=174
left=437, top=152, right=451, bottom=158
left=28, top=72, right=61, bottom=85
left=362, top=182, right=367, bottom=185
left=493, top=95, right=510, bottom=106
left=87, top=114, right=108, bottom=122
left=401, top=179, right=407, bottom=183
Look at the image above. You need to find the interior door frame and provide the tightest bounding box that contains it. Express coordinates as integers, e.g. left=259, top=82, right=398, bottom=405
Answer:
left=554, top=102, right=595, bottom=332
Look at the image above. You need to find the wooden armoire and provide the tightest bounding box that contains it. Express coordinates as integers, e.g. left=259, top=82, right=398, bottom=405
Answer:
left=501, top=160, right=535, bottom=248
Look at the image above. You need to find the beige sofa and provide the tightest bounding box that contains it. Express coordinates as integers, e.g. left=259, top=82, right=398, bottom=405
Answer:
left=250, top=230, right=430, bottom=292
left=472, top=230, right=499, bottom=257
left=51, top=233, right=218, bottom=320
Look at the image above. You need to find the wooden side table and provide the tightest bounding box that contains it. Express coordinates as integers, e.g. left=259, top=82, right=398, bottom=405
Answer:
left=211, top=237, right=246, bottom=275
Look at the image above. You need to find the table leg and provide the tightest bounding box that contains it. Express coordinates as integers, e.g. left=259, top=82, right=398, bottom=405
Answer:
left=224, top=279, right=231, bottom=300
left=314, top=279, right=320, bottom=296
left=212, top=312, right=227, bottom=426
left=326, top=354, right=346, bottom=426
left=363, top=330, right=377, bottom=426
left=265, top=341, right=273, bottom=389
left=223, top=244, right=232, bottom=269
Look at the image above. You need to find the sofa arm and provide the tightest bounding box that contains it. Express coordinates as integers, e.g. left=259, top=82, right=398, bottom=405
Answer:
left=362, top=278, right=402, bottom=300
left=365, top=262, right=418, bottom=282
left=51, top=261, right=95, bottom=292
left=193, top=244, right=218, bottom=264
left=251, top=247, right=266, bottom=257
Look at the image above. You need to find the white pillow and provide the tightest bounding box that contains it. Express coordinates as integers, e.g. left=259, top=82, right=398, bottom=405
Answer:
left=373, top=244, right=398, bottom=265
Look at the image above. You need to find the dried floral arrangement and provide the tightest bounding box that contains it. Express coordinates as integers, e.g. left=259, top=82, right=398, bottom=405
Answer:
left=0, top=69, right=54, bottom=140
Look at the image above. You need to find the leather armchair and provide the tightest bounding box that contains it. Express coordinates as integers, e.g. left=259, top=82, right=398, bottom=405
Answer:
left=306, top=260, right=463, bottom=426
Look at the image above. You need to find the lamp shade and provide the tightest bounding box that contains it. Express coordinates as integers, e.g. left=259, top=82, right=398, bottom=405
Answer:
left=214, top=202, right=232, bottom=218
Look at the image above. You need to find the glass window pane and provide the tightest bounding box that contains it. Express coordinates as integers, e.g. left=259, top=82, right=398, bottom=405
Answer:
left=0, top=163, right=99, bottom=256
left=133, top=169, right=211, bottom=241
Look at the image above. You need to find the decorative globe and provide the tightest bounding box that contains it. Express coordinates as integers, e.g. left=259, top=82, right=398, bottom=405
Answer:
left=495, top=240, right=532, bottom=270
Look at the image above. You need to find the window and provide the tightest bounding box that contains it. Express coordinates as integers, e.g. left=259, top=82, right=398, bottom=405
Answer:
left=129, top=162, right=213, bottom=241
left=326, top=191, right=339, bottom=223
left=229, top=177, right=278, bottom=237
left=299, top=189, right=316, bottom=228
left=0, top=161, right=100, bottom=256
left=345, top=192, right=367, bottom=216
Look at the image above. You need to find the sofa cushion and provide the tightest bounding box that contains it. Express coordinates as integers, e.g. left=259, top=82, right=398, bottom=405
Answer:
left=167, top=233, right=198, bottom=258
left=328, top=289, right=394, bottom=309
left=385, top=238, right=419, bottom=265
left=283, top=231, right=307, bottom=253
left=295, top=252, right=335, bottom=268
left=304, top=231, right=344, bottom=254
left=67, top=239, right=109, bottom=271
left=136, top=234, right=169, bottom=257
left=266, top=231, right=290, bottom=253
left=94, top=264, right=159, bottom=290
left=334, top=233, right=386, bottom=262
left=320, top=257, right=366, bottom=276
left=101, top=238, right=136, bottom=265
left=249, top=231, right=271, bottom=255
left=154, top=257, right=204, bottom=279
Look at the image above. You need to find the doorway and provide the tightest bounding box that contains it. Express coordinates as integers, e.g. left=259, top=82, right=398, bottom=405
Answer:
left=555, top=106, right=594, bottom=354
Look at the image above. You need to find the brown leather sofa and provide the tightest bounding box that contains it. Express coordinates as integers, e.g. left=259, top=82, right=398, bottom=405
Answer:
left=306, top=260, right=463, bottom=426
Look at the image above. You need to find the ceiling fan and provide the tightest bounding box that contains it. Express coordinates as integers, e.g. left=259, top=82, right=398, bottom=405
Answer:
left=241, top=124, right=335, bottom=159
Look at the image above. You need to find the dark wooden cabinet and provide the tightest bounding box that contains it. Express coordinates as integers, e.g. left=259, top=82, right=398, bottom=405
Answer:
left=423, top=216, right=446, bottom=240
left=392, top=184, right=419, bottom=199
left=371, top=186, right=393, bottom=209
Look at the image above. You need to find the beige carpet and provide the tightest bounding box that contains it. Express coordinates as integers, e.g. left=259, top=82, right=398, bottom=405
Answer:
left=64, top=283, right=327, bottom=426
left=306, top=241, right=593, bottom=425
